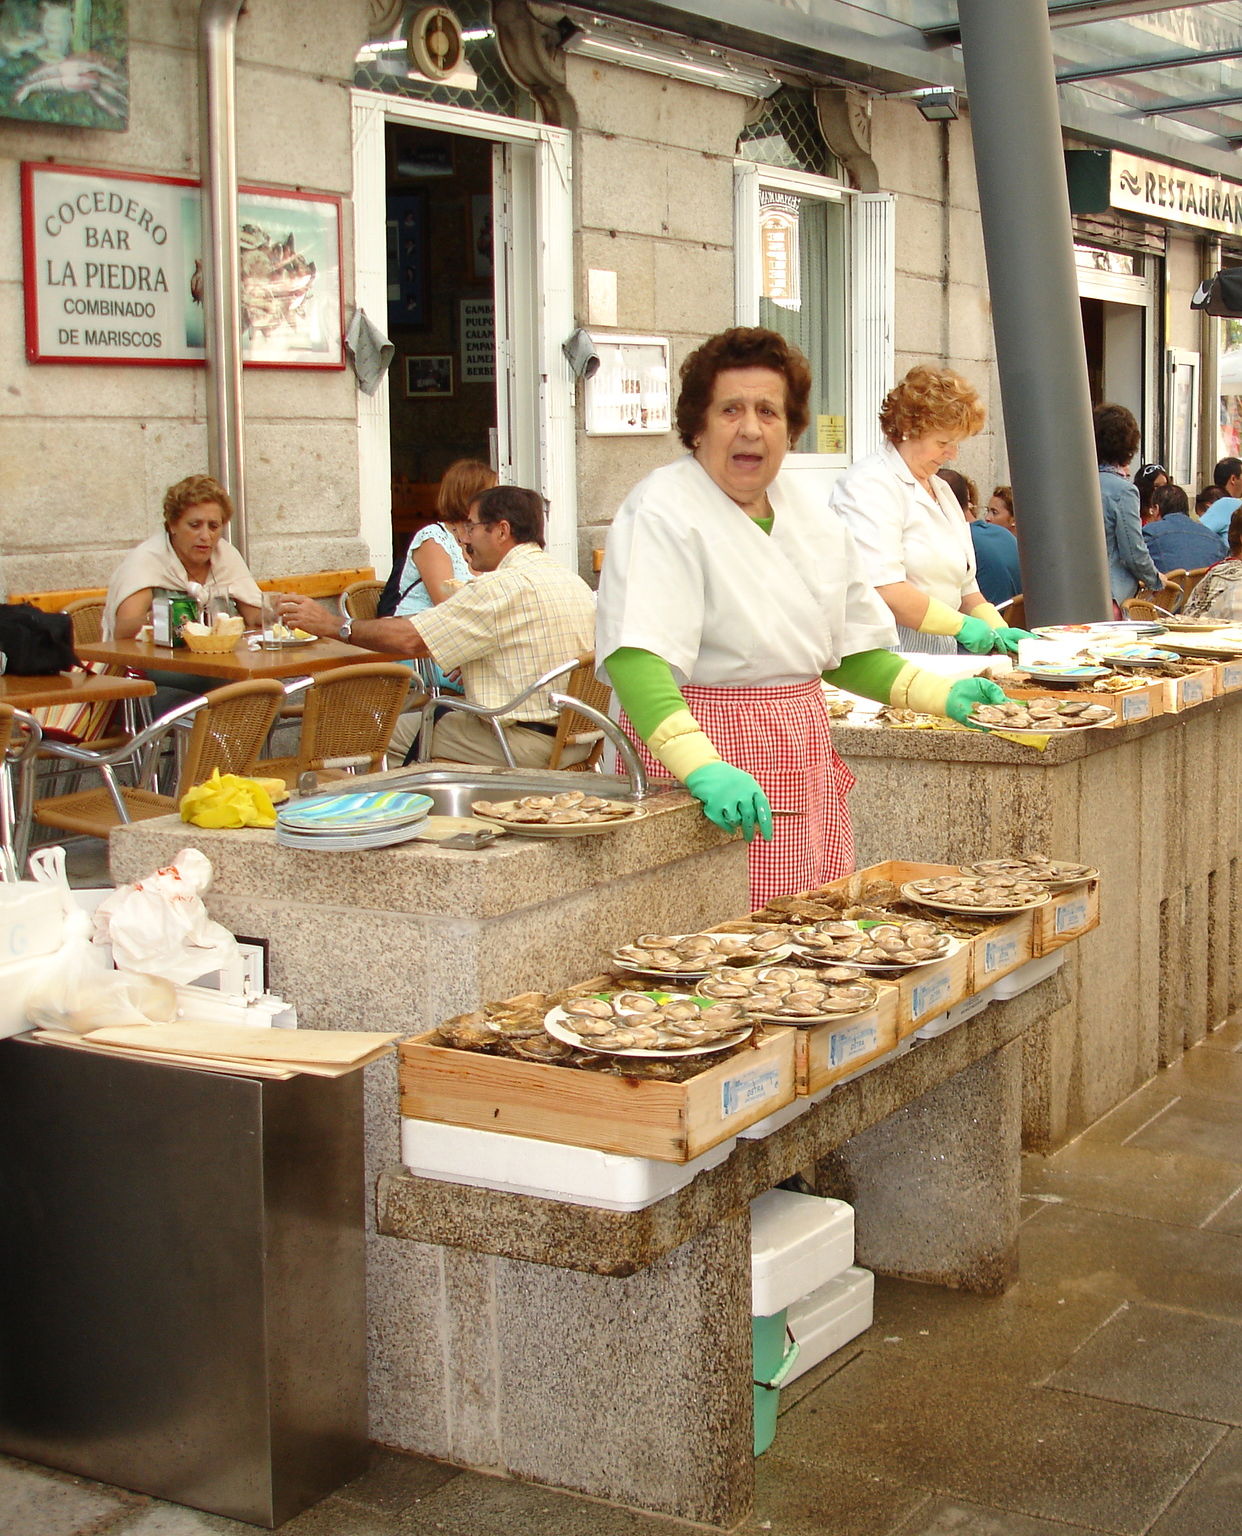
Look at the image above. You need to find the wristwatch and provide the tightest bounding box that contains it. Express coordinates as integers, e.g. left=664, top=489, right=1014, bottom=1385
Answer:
left=339, top=616, right=353, bottom=642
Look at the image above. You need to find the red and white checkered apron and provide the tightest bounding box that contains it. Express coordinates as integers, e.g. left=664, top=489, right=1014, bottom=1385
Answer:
left=620, top=679, right=856, bottom=909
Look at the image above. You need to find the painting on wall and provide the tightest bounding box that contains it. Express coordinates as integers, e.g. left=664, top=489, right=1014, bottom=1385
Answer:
left=405, top=355, right=453, bottom=397
left=0, top=0, right=129, bottom=130
left=387, top=192, right=428, bottom=328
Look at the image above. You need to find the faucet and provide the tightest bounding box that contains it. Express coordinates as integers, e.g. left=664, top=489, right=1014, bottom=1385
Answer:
left=547, top=691, right=649, bottom=800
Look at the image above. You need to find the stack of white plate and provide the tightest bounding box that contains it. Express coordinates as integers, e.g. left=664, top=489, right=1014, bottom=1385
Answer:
left=275, top=789, right=434, bottom=850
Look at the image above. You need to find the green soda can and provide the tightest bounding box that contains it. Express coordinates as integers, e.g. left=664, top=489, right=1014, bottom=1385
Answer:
left=169, top=593, right=198, bottom=647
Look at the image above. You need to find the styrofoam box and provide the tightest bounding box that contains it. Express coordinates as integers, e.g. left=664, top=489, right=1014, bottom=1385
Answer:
left=785, top=1266, right=875, bottom=1383
left=0, top=882, right=65, bottom=967
left=400, top=1117, right=736, bottom=1211
left=990, top=949, right=1066, bottom=999
left=751, top=1189, right=855, bottom=1317
left=914, top=984, right=996, bottom=1041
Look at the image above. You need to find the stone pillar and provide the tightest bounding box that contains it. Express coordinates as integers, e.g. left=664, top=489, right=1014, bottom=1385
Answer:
left=815, top=1036, right=1023, bottom=1295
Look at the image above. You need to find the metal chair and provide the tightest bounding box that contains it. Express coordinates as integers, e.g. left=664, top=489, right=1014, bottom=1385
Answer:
left=0, top=704, right=44, bottom=880
left=414, top=653, right=614, bottom=771
left=996, top=593, right=1026, bottom=628
left=1121, top=596, right=1176, bottom=623
left=32, top=679, right=287, bottom=842
left=340, top=580, right=386, bottom=622
left=257, top=662, right=415, bottom=785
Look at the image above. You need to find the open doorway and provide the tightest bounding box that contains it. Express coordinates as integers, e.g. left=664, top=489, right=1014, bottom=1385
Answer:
left=384, top=122, right=497, bottom=570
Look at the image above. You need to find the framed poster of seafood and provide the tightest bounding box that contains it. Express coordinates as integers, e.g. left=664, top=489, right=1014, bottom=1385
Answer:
left=22, top=161, right=345, bottom=368
left=0, top=0, right=128, bottom=130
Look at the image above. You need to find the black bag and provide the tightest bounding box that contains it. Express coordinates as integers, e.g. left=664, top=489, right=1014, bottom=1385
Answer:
left=1191, top=268, right=1242, bottom=317
left=377, top=533, right=419, bottom=618
left=0, top=604, right=79, bottom=675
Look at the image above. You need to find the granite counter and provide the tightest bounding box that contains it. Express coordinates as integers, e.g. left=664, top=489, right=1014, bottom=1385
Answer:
left=832, top=690, right=1242, bottom=1149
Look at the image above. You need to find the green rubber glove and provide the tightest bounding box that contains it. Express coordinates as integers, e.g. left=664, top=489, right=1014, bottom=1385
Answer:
left=989, top=626, right=1038, bottom=655
left=684, top=762, right=774, bottom=843
left=956, top=615, right=1001, bottom=654
left=945, top=676, right=1009, bottom=728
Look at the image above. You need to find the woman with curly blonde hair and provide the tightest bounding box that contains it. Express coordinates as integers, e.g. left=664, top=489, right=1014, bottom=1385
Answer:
left=829, top=365, right=1031, bottom=655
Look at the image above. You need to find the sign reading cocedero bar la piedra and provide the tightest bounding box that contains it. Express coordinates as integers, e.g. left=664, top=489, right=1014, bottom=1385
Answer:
left=22, top=161, right=345, bottom=369
left=24, top=163, right=197, bottom=362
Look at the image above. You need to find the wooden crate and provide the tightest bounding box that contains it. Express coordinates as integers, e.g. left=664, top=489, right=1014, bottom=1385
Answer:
left=795, top=985, right=899, bottom=1095
left=1215, top=659, right=1242, bottom=694
left=892, top=943, right=971, bottom=1037
left=1160, top=665, right=1216, bottom=712
left=967, top=910, right=1037, bottom=990
left=1000, top=677, right=1164, bottom=727
left=1034, top=880, right=1101, bottom=955
left=399, top=1026, right=797, bottom=1164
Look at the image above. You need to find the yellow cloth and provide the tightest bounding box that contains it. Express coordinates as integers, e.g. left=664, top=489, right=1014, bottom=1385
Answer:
left=917, top=596, right=967, bottom=637
left=180, top=769, right=285, bottom=829
left=646, top=707, right=721, bottom=781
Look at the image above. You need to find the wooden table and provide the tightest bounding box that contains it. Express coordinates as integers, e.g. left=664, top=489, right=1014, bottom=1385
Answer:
left=76, top=637, right=390, bottom=682
left=0, top=671, right=156, bottom=711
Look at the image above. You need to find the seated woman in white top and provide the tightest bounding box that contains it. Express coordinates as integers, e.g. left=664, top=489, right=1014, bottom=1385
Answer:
left=103, top=474, right=262, bottom=640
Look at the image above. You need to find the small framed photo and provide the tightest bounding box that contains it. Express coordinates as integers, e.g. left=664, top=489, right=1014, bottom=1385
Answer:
left=469, top=194, right=493, bottom=282
left=405, top=354, right=454, bottom=397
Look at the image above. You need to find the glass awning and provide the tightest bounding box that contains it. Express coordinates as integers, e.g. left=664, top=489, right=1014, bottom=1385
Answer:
left=591, top=2, right=1242, bottom=176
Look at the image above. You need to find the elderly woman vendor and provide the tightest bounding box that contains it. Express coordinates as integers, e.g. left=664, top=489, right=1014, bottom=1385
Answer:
left=829, top=366, right=1031, bottom=656
left=103, top=474, right=262, bottom=640
left=596, top=327, right=1008, bottom=907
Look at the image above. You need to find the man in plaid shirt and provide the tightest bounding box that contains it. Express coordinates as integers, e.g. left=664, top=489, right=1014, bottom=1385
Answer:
left=280, top=485, right=595, bottom=766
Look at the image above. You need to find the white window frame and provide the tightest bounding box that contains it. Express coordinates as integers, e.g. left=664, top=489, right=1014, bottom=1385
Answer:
left=1074, top=248, right=1160, bottom=458
left=734, top=161, right=895, bottom=476
left=351, top=90, right=577, bottom=572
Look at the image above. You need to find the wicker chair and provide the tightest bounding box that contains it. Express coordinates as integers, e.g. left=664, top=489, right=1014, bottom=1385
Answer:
left=996, top=593, right=1026, bottom=629
left=1181, top=566, right=1211, bottom=604
left=1121, top=596, right=1175, bottom=623
left=257, top=663, right=415, bottom=785
left=340, top=579, right=386, bottom=622
left=33, top=679, right=286, bottom=842
left=546, top=654, right=612, bottom=772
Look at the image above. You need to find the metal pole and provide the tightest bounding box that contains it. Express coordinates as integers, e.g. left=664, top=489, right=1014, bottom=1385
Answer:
left=957, top=0, right=1111, bottom=624
left=199, top=0, right=247, bottom=557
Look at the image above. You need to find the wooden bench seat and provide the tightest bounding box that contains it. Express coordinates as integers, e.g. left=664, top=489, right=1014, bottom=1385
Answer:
left=10, top=567, right=376, bottom=613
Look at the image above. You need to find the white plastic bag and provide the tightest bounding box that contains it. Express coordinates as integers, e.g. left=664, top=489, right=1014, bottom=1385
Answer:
left=25, top=907, right=177, bottom=1033
left=92, top=848, right=240, bottom=986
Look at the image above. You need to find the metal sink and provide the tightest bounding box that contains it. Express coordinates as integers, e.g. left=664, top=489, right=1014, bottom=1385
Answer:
left=381, top=767, right=674, bottom=818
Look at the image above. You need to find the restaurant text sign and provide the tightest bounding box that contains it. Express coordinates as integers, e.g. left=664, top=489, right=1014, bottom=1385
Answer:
left=1109, top=151, right=1242, bottom=238
left=22, top=161, right=344, bottom=367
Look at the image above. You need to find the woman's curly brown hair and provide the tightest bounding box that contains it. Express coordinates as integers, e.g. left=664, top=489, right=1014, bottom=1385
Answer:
left=1093, top=403, right=1140, bottom=467
left=162, top=474, right=234, bottom=530
left=880, top=365, right=985, bottom=445
left=676, top=328, right=812, bottom=449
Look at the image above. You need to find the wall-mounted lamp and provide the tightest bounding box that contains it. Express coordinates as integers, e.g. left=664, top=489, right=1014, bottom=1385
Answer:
left=914, top=88, right=958, bottom=121
left=882, top=86, right=959, bottom=121
left=559, top=18, right=782, bottom=99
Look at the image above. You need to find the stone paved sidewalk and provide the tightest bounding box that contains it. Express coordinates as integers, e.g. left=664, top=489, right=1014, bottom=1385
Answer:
left=5, top=1015, right=1241, bottom=1536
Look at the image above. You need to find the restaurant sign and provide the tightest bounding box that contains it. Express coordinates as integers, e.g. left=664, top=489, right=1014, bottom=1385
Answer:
left=1067, top=149, right=1242, bottom=239
left=22, top=161, right=344, bottom=367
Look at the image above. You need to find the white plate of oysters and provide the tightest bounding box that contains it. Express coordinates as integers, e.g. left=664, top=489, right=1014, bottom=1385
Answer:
left=471, top=790, right=646, bottom=834
left=609, top=930, right=791, bottom=979
left=696, top=964, right=877, bottom=1024
left=545, top=991, right=752, bottom=1056
left=789, top=918, right=960, bottom=971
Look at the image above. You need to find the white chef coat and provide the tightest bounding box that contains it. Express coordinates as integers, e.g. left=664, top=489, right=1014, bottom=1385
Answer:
left=828, top=442, right=978, bottom=610
left=596, top=455, right=897, bottom=686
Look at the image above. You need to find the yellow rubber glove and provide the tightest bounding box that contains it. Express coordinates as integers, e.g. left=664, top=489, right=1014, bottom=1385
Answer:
left=180, top=768, right=285, bottom=829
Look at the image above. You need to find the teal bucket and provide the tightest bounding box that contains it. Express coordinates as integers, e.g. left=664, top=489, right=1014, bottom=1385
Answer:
left=752, top=1310, right=800, bottom=1456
